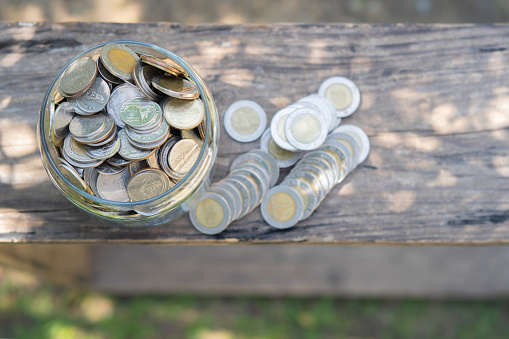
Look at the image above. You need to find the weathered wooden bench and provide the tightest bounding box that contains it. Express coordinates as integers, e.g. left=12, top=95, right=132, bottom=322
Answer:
left=1, top=22, right=509, bottom=296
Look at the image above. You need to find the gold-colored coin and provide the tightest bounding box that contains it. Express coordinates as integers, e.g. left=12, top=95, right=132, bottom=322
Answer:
left=168, top=139, right=200, bottom=174
left=100, top=43, right=140, bottom=81
left=195, top=198, right=224, bottom=228
left=140, top=55, right=186, bottom=77
left=163, top=97, right=205, bottom=130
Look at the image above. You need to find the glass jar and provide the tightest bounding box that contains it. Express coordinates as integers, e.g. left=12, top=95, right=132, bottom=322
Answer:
left=37, top=41, right=219, bottom=227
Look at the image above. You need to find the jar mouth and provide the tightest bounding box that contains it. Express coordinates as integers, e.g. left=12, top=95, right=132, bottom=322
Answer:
left=39, top=40, right=215, bottom=207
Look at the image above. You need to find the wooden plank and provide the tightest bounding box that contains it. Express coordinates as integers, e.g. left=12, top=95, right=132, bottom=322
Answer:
left=92, top=245, right=509, bottom=297
left=0, top=244, right=91, bottom=286
left=0, top=22, right=509, bottom=244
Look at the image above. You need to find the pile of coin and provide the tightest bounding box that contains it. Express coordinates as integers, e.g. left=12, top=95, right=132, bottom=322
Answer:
left=49, top=42, right=206, bottom=204
left=189, top=149, right=279, bottom=235
left=261, top=124, right=370, bottom=229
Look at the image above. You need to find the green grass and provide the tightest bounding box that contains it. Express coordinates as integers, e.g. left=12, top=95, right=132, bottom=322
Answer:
left=0, top=267, right=508, bottom=339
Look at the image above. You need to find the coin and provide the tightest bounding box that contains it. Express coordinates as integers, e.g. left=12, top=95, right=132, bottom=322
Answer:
left=117, top=129, right=156, bottom=161
left=97, top=57, right=123, bottom=85
left=140, top=54, right=186, bottom=77
left=146, top=150, right=161, bottom=170
left=100, top=43, right=140, bottom=81
left=163, top=97, right=205, bottom=130
left=69, top=77, right=110, bottom=115
left=208, top=184, right=238, bottom=222
left=96, top=162, right=126, bottom=175
left=230, top=167, right=266, bottom=206
left=245, top=149, right=280, bottom=187
left=52, top=102, right=75, bottom=139
left=270, top=107, right=299, bottom=152
left=328, top=132, right=361, bottom=167
left=321, top=139, right=354, bottom=173
left=132, top=61, right=163, bottom=101
left=127, top=168, right=173, bottom=201
left=318, top=76, right=361, bottom=118
left=285, top=107, right=328, bottom=151
left=260, top=128, right=301, bottom=169
left=224, top=100, right=267, bottom=143
left=83, top=168, right=100, bottom=196
left=223, top=176, right=251, bottom=219
left=152, top=75, right=199, bottom=100
left=107, top=153, right=132, bottom=167
left=63, top=134, right=97, bottom=164
left=168, top=138, right=200, bottom=174
left=190, top=192, right=231, bottom=235
left=120, top=98, right=161, bottom=128
left=297, top=94, right=338, bottom=132
left=332, top=124, right=370, bottom=164
left=87, top=127, right=117, bottom=147
left=73, top=113, right=115, bottom=145
left=96, top=166, right=131, bottom=202
left=291, top=164, right=331, bottom=193
left=261, top=186, right=303, bottom=229
left=69, top=112, right=105, bottom=138
left=84, top=134, right=120, bottom=160
left=216, top=181, right=243, bottom=220
left=58, top=163, right=94, bottom=194
left=296, top=157, right=336, bottom=191
left=59, top=57, right=97, bottom=98
left=302, top=150, right=341, bottom=184
left=126, top=119, right=170, bottom=145
left=281, top=178, right=317, bottom=220
left=285, top=169, right=326, bottom=203
left=128, top=160, right=149, bottom=176
left=107, top=84, right=145, bottom=128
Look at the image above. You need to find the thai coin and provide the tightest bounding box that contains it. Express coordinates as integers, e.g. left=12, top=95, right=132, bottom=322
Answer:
left=127, top=45, right=167, bottom=58
left=318, top=76, right=361, bottom=118
left=152, top=75, right=199, bottom=100
left=84, top=134, right=120, bottom=160
left=63, top=134, right=97, bottom=164
left=52, top=102, right=75, bottom=139
left=140, top=54, right=186, bottom=77
left=261, top=185, right=303, bottom=229
left=224, top=100, right=266, bottom=143
left=146, top=149, right=161, bottom=170
left=298, top=94, right=337, bottom=132
left=117, top=129, right=156, bottom=161
left=285, top=107, right=328, bottom=151
left=190, top=192, right=231, bottom=235
left=180, top=128, right=201, bottom=142
left=69, top=113, right=105, bottom=139
left=198, top=119, right=206, bottom=139
left=96, top=165, right=131, bottom=202
left=331, top=124, right=370, bottom=165
left=240, top=149, right=280, bottom=187
left=302, top=150, right=341, bottom=184
left=59, top=57, right=97, bottom=98
left=260, top=128, right=301, bottom=169
left=168, top=139, right=200, bottom=174
left=296, top=156, right=335, bottom=191
left=97, top=57, right=123, bottom=85
left=58, top=163, right=94, bottom=194
left=230, top=167, right=267, bottom=205
left=270, top=107, right=299, bottom=151
left=328, top=132, right=361, bottom=167
left=223, top=174, right=253, bottom=219
left=73, top=113, right=115, bottom=145
left=158, top=136, right=180, bottom=176
left=291, top=163, right=332, bottom=193
left=208, top=184, right=238, bottom=222
left=321, top=139, right=354, bottom=173
left=163, top=97, right=205, bottom=130
left=87, top=127, right=117, bottom=147
left=96, top=162, right=126, bottom=175
left=216, top=181, right=243, bottom=220
left=107, top=84, right=145, bottom=128
left=281, top=178, right=317, bottom=220
left=285, top=169, right=326, bottom=203
left=107, top=153, right=132, bottom=167
left=132, top=61, right=163, bottom=101
left=100, top=43, right=140, bottom=81
left=126, top=119, right=170, bottom=145
left=128, top=160, right=149, bottom=176
left=127, top=131, right=169, bottom=150
left=62, top=148, right=104, bottom=169
left=127, top=168, right=172, bottom=201
left=83, top=168, right=100, bottom=196
left=120, top=98, right=161, bottom=128
left=69, top=77, right=110, bottom=115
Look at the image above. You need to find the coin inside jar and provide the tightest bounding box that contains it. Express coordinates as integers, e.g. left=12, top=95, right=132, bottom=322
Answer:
left=127, top=168, right=173, bottom=201
left=224, top=100, right=267, bottom=143
left=52, top=102, right=75, bottom=139
left=119, top=97, right=161, bottom=128
left=96, top=166, right=131, bottom=202
left=58, top=163, right=93, bottom=194
left=59, top=57, right=97, bottom=98
left=117, top=129, right=155, bottom=161
left=162, top=97, right=205, bottom=130
left=140, top=54, right=186, bottom=77
left=100, top=43, right=140, bottom=81
left=152, top=75, right=199, bottom=100
left=168, top=139, right=200, bottom=174
left=69, top=114, right=105, bottom=139
left=69, top=77, right=110, bottom=115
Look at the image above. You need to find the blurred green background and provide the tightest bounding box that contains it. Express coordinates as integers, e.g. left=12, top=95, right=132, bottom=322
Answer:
left=2, top=1, right=509, bottom=338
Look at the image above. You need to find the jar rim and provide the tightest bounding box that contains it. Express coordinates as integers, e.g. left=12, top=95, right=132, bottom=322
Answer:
left=39, top=40, right=216, bottom=207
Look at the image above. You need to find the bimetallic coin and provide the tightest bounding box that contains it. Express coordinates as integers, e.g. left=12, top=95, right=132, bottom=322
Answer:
left=97, top=57, right=123, bottom=84
left=322, top=139, right=354, bottom=173
left=298, top=94, right=337, bottom=132
left=281, top=178, right=317, bottom=220
left=152, top=75, right=199, bottom=100
left=96, top=162, right=126, bottom=175
left=120, top=98, right=161, bottom=128
left=245, top=149, right=280, bottom=187
left=58, top=163, right=93, bottom=194
left=128, top=160, right=149, bottom=176
left=96, top=166, right=131, bottom=202
left=127, top=168, right=172, bottom=202
left=224, top=100, right=267, bottom=143
left=260, top=129, right=301, bottom=169
left=69, top=77, right=110, bottom=115
left=302, top=150, right=341, bottom=184
left=286, top=169, right=326, bottom=203
left=59, top=57, right=97, bottom=98
left=217, top=181, right=243, bottom=220
left=69, top=113, right=105, bottom=138
left=107, top=84, right=145, bottom=128
left=285, top=107, right=328, bottom=151
left=296, top=156, right=336, bottom=191
left=168, top=139, right=200, bottom=174
left=223, top=176, right=251, bottom=220
left=332, top=124, right=370, bottom=165
left=328, top=132, right=361, bottom=167
left=140, top=54, right=186, bottom=77
left=270, top=107, right=299, bottom=152
left=117, top=129, right=156, bottom=161
left=261, top=186, right=303, bottom=229
left=190, top=192, right=231, bottom=235
left=100, top=43, right=140, bottom=81
left=230, top=167, right=267, bottom=206
left=84, top=134, right=120, bottom=160
left=208, top=184, right=238, bottom=223
left=318, top=76, right=361, bottom=118
left=291, top=164, right=332, bottom=193
left=163, top=97, right=205, bottom=130
left=52, top=102, right=75, bottom=139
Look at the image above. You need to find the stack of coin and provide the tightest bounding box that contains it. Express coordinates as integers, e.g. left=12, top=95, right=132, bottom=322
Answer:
left=261, top=124, right=370, bottom=229
left=49, top=42, right=207, bottom=205
left=189, top=149, right=279, bottom=235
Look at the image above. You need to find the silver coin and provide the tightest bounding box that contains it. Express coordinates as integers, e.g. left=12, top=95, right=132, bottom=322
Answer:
left=127, top=168, right=172, bottom=202
left=107, top=84, right=145, bottom=128
left=230, top=168, right=265, bottom=206
left=96, top=166, right=131, bottom=202
left=189, top=192, right=231, bottom=235
left=69, top=77, right=110, bottom=115
left=73, top=113, right=115, bottom=145
left=84, top=134, right=120, bottom=160
left=132, top=61, right=163, bottom=101
left=248, top=149, right=280, bottom=187
left=69, top=113, right=105, bottom=138
left=97, top=57, right=123, bottom=85
left=158, top=136, right=180, bottom=177
left=284, top=107, right=328, bottom=151
left=229, top=173, right=259, bottom=214
left=128, top=160, right=149, bottom=176
left=270, top=107, right=299, bottom=152
left=321, top=139, right=355, bottom=173
left=87, top=127, right=117, bottom=147
left=224, top=100, right=267, bottom=143
left=261, top=185, right=303, bottom=229
left=216, top=181, right=243, bottom=220
left=63, top=134, right=96, bottom=164
left=231, top=163, right=270, bottom=201
left=62, top=147, right=104, bottom=169
left=117, top=129, right=155, bottom=161
left=302, top=150, right=341, bottom=184
left=120, top=97, right=161, bottom=129
left=152, top=75, right=199, bottom=100
left=260, top=128, right=301, bottom=169
left=291, top=163, right=332, bottom=193
left=222, top=175, right=251, bottom=220
left=126, top=119, right=170, bottom=145
left=332, top=124, right=370, bottom=165
left=96, top=162, right=126, bottom=175
left=327, top=132, right=361, bottom=167
left=318, top=76, right=361, bottom=118
left=281, top=178, right=317, bottom=220
left=83, top=168, right=100, bottom=196
left=52, top=102, right=75, bottom=139
left=58, top=163, right=94, bottom=194
left=107, top=153, right=132, bottom=167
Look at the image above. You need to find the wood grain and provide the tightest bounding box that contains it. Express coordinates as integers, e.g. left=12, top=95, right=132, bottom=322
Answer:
left=1, top=22, right=509, bottom=244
